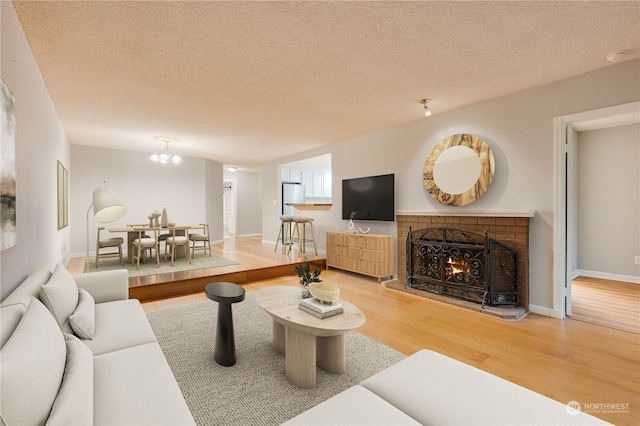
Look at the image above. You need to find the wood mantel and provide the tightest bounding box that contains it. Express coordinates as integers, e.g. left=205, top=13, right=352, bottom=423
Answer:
left=396, top=210, right=535, bottom=217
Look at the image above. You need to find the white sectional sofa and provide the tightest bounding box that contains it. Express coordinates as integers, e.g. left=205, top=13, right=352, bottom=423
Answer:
left=0, top=265, right=194, bottom=425
left=285, top=349, right=610, bottom=425
left=0, top=264, right=610, bottom=426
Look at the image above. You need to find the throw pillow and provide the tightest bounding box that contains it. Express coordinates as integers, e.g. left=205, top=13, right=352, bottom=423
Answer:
left=39, top=263, right=79, bottom=334
left=69, top=288, right=96, bottom=339
left=0, top=298, right=66, bottom=426
left=46, top=334, right=94, bottom=425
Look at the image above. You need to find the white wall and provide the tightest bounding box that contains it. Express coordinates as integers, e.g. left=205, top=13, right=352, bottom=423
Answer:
left=262, top=59, right=640, bottom=311
left=70, top=145, right=224, bottom=255
left=205, top=159, right=225, bottom=242
left=2, top=0, right=638, bottom=309
left=577, top=124, right=639, bottom=281
left=0, top=2, right=71, bottom=298
left=226, top=170, right=262, bottom=236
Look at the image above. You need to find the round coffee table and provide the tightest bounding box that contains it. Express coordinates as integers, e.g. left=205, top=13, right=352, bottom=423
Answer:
left=205, top=282, right=245, bottom=366
left=256, top=285, right=366, bottom=388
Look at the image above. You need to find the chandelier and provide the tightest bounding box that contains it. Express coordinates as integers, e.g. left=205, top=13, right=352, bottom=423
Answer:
left=150, top=136, right=182, bottom=164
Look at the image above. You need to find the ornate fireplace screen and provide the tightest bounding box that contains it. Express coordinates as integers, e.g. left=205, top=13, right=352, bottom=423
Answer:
left=406, top=227, right=518, bottom=306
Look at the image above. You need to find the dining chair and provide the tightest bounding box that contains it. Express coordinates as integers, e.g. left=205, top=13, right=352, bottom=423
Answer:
left=190, top=223, right=211, bottom=257
left=132, top=228, right=160, bottom=269
left=128, top=223, right=151, bottom=239
left=165, top=227, right=192, bottom=266
left=95, top=226, right=124, bottom=267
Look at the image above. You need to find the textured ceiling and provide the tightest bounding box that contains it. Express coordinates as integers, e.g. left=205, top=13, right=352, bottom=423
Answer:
left=11, top=0, right=640, bottom=171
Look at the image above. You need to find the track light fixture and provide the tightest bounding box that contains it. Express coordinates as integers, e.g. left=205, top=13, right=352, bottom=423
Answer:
left=420, top=99, right=432, bottom=117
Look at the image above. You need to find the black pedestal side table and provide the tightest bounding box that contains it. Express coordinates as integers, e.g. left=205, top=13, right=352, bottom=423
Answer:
left=205, top=282, right=246, bottom=366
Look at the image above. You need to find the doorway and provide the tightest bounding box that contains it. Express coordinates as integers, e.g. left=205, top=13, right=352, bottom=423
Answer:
left=553, top=101, right=640, bottom=323
left=223, top=178, right=237, bottom=237
left=570, top=276, right=639, bottom=333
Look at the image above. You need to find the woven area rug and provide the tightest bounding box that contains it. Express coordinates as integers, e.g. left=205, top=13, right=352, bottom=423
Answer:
left=146, top=293, right=406, bottom=425
left=85, top=253, right=238, bottom=277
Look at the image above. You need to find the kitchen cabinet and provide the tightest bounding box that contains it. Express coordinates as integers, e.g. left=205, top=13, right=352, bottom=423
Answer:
left=281, top=167, right=302, bottom=183
left=301, top=170, right=332, bottom=198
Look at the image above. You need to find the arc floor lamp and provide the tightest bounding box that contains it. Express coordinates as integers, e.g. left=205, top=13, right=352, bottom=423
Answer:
left=86, top=183, right=127, bottom=266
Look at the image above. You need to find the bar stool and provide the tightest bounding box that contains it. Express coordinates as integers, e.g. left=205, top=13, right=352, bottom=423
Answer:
left=291, top=216, right=318, bottom=256
left=274, top=215, right=294, bottom=254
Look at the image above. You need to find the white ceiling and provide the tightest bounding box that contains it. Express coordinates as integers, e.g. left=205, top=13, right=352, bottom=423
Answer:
left=11, top=0, right=640, bottom=171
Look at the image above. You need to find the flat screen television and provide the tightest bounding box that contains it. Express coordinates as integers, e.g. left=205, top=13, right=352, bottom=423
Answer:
left=342, top=173, right=395, bottom=221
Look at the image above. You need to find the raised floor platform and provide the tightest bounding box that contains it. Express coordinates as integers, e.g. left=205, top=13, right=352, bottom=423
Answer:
left=128, top=259, right=326, bottom=302
left=68, top=236, right=326, bottom=303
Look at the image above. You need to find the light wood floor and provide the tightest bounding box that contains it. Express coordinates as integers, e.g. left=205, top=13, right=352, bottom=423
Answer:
left=136, top=238, right=640, bottom=425
left=571, top=276, right=640, bottom=334
left=71, top=237, right=639, bottom=424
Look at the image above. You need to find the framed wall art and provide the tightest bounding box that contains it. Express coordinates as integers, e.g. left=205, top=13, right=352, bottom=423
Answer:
left=1, top=78, right=16, bottom=252
left=57, top=160, right=68, bottom=229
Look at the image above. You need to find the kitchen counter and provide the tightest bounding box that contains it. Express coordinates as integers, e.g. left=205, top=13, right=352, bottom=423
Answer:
left=287, top=203, right=332, bottom=210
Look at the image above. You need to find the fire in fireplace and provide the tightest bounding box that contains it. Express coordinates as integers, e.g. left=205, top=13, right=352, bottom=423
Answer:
left=406, top=227, right=518, bottom=306
left=446, top=257, right=471, bottom=276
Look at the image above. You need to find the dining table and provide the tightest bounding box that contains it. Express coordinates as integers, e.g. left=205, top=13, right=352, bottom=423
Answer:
left=108, top=225, right=194, bottom=264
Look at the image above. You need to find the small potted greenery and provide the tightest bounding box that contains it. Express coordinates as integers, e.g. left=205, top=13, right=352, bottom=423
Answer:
left=294, top=262, right=322, bottom=298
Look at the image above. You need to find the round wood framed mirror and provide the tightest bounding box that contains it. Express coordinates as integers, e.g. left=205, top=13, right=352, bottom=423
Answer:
left=423, top=134, right=495, bottom=206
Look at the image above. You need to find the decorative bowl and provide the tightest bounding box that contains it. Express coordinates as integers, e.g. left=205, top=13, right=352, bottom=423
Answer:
left=309, top=282, right=340, bottom=303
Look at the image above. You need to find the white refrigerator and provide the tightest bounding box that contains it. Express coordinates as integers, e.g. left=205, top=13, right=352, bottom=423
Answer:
left=282, top=182, right=306, bottom=215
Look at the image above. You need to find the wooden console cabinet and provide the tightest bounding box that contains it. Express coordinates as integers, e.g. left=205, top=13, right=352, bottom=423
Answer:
left=325, top=232, right=394, bottom=282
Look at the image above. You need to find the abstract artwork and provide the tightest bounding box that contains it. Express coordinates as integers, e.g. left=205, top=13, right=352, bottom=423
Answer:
left=1, top=78, right=16, bottom=252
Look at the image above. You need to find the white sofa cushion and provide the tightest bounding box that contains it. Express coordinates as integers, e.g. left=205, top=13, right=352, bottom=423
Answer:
left=69, top=288, right=96, bottom=339
left=283, top=385, right=421, bottom=425
left=0, top=298, right=66, bottom=425
left=46, top=334, right=94, bottom=425
left=81, top=299, right=158, bottom=356
left=0, top=304, right=26, bottom=348
left=93, top=343, right=195, bottom=425
left=0, top=269, right=52, bottom=308
left=73, top=269, right=129, bottom=303
left=361, top=349, right=608, bottom=425
left=39, top=263, right=79, bottom=334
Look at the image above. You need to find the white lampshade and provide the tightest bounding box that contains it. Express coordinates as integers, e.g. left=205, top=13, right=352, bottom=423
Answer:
left=92, top=186, right=127, bottom=223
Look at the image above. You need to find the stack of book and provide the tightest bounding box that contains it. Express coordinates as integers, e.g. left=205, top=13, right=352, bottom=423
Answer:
left=299, top=297, right=343, bottom=319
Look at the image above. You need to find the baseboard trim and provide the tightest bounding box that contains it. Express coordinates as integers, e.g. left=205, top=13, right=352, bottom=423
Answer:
left=574, top=269, right=640, bottom=285
left=529, top=304, right=563, bottom=319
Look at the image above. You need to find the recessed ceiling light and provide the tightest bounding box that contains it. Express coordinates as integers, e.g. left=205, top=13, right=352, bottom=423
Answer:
left=606, top=50, right=628, bottom=63
left=226, top=166, right=238, bottom=172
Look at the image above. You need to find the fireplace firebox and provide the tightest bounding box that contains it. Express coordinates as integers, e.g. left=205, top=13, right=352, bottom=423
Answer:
left=406, top=227, right=518, bottom=306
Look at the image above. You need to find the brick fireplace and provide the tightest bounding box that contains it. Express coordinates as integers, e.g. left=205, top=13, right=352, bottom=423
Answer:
left=396, top=214, right=530, bottom=309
